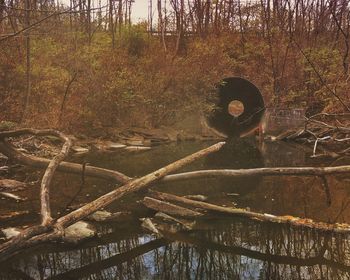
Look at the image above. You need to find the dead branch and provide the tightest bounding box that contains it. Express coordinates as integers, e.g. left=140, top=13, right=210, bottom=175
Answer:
left=307, top=118, right=350, bottom=133
left=308, top=112, right=350, bottom=120
left=0, top=141, right=225, bottom=262
left=39, top=131, right=71, bottom=225
left=161, top=165, right=350, bottom=183
left=146, top=191, right=350, bottom=233
left=58, top=72, right=77, bottom=125
left=278, top=115, right=350, bottom=157
left=143, top=197, right=204, bottom=218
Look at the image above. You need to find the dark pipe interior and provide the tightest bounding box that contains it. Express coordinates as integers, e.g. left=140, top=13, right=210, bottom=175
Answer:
left=207, top=77, right=265, bottom=137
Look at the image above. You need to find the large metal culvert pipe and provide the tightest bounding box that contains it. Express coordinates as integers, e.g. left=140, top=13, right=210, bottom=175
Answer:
left=206, top=77, right=265, bottom=137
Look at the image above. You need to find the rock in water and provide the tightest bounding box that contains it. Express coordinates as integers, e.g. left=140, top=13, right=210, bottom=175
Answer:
left=125, top=146, right=151, bottom=152
left=0, top=192, right=26, bottom=201
left=0, top=166, right=8, bottom=173
left=86, top=210, right=131, bottom=222
left=140, top=218, right=160, bottom=235
left=63, top=221, right=96, bottom=243
left=2, top=227, right=21, bottom=239
left=184, top=194, right=208, bottom=202
left=126, top=137, right=144, bottom=146
left=86, top=210, right=113, bottom=222
left=0, top=179, right=27, bottom=191
left=106, top=142, right=127, bottom=150
left=0, top=153, right=8, bottom=163
left=93, top=141, right=126, bottom=152
left=71, top=146, right=90, bottom=154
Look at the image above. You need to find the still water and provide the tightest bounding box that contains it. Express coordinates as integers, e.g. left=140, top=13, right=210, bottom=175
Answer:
left=0, top=138, right=350, bottom=279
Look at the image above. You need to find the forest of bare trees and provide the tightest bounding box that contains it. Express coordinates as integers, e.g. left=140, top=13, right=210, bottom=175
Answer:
left=0, top=0, right=350, bottom=132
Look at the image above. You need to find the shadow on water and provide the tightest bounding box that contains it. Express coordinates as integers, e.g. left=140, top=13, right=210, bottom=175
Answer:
left=0, top=140, right=350, bottom=279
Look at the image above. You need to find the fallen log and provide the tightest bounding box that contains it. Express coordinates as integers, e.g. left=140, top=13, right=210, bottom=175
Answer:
left=154, top=212, right=195, bottom=230
left=0, top=141, right=225, bottom=262
left=143, top=197, right=204, bottom=218
left=147, top=191, right=350, bottom=233
left=38, top=130, right=71, bottom=225
left=160, top=165, right=350, bottom=183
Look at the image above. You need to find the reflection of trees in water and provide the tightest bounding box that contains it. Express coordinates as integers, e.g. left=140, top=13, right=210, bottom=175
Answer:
left=1, top=220, right=349, bottom=280
left=0, top=233, right=158, bottom=280
left=152, top=220, right=350, bottom=279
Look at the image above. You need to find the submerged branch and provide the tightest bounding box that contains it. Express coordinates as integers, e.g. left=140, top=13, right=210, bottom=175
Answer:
left=147, top=191, right=350, bottom=233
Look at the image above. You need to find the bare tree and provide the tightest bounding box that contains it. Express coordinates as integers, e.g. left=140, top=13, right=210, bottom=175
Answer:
left=22, top=0, right=31, bottom=123
left=157, top=0, right=167, bottom=51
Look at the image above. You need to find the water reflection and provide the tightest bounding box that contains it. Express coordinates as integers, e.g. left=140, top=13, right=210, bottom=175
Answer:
left=1, top=219, right=349, bottom=279
left=206, top=137, right=264, bottom=169
left=1, top=140, right=350, bottom=279
left=204, top=137, right=264, bottom=195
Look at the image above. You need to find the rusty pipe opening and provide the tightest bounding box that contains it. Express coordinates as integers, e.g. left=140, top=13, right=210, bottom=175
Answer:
left=207, top=77, right=265, bottom=137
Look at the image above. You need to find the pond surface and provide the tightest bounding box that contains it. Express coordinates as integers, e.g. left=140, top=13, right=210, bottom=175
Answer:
left=0, top=138, right=350, bottom=279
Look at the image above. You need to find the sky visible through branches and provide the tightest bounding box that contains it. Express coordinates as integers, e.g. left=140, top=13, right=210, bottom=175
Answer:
left=60, top=0, right=150, bottom=23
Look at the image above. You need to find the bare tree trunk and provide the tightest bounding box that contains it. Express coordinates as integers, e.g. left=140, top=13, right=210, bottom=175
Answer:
left=79, top=0, right=85, bottom=29
left=237, top=0, right=245, bottom=52
left=0, top=0, right=5, bottom=33
left=128, top=0, right=131, bottom=26
left=69, top=0, right=73, bottom=31
left=204, top=0, right=210, bottom=34
left=118, top=0, right=122, bottom=36
left=87, top=0, right=91, bottom=44
left=58, top=72, right=77, bottom=126
left=22, top=0, right=31, bottom=123
left=124, top=0, right=128, bottom=28
left=158, top=0, right=167, bottom=52
left=173, top=0, right=185, bottom=56
left=109, top=0, right=115, bottom=48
